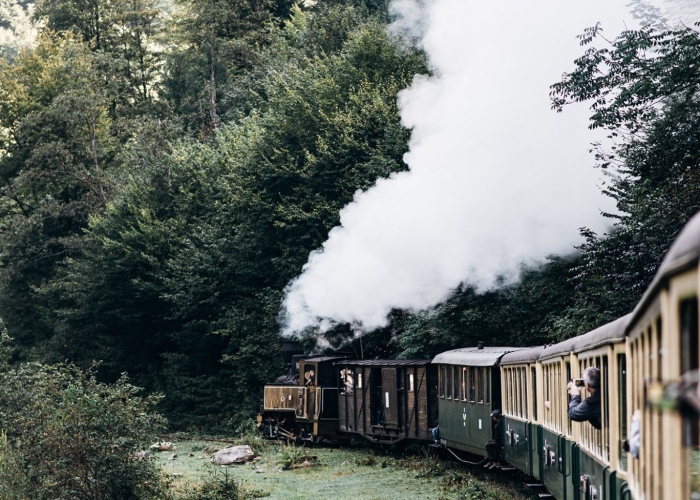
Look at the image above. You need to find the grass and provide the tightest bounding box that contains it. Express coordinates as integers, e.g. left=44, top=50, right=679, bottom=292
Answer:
left=153, top=437, right=534, bottom=500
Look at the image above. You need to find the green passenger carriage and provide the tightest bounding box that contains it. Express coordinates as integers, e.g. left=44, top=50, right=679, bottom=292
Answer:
left=432, top=345, right=525, bottom=455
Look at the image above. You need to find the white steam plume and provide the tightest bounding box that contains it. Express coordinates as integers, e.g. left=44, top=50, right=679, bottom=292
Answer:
left=281, top=0, right=694, bottom=337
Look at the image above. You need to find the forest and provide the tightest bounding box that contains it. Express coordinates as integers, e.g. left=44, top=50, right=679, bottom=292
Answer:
left=0, top=0, right=699, bottom=448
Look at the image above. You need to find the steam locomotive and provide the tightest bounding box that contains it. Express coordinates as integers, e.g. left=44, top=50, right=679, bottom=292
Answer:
left=259, top=213, right=700, bottom=500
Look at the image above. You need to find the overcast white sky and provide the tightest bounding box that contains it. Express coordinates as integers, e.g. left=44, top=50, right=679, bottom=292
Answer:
left=280, top=0, right=698, bottom=337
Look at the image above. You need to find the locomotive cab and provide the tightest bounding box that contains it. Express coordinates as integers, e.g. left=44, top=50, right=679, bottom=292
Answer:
left=259, top=354, right=345, bottom=443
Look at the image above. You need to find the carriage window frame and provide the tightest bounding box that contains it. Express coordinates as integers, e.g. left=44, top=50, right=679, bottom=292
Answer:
left=438, top=365, right=444, bottom=398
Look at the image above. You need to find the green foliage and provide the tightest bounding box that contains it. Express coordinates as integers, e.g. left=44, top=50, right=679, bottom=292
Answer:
left=549, top=21, right=700, bottom=334
left=0, top=361, right=168, bottom=500
left=177, top=470, right=242, bottom=500
left=278, top=442, right=306, bottom=469
left=38, top=4, right=427, bottom=430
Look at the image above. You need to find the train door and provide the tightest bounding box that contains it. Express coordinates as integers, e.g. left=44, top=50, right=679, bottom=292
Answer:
left=382, top=368, right=398, bottom=427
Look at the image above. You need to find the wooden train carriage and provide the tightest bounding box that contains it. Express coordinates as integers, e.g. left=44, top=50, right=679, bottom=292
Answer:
left=625, top=212, right=700, bottom=500
left=335, top=359, right=437, bottom=444
left=260, top=356, right=344, bottom=442
left=535, top=315, right=630, bottom=500
left=499, top=346, right=544, bottom=479
left=433, top=346, right=525, bottom=455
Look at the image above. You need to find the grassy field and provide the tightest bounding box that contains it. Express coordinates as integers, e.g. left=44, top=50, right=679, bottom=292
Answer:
left=154, top=437, right=534, bottom=500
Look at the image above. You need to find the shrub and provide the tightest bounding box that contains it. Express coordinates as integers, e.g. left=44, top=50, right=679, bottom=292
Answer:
left=0, top=361, right=169, bottom=500
left=177, top=470, right=241, bottom=500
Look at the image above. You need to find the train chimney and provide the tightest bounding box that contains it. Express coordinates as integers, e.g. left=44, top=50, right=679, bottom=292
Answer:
left=280, top=341, right=304, bottom=366
left=477, top=341, right=484, bottom=350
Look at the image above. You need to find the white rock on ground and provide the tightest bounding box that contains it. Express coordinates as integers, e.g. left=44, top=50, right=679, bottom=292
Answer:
left=211, top=445, right=255, bottom=465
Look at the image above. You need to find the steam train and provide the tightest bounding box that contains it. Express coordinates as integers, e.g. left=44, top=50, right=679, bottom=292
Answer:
left=259, top=213, right=700, bottom=500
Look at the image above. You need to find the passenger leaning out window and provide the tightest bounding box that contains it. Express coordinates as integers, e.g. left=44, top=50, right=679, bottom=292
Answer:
left=567, top=366, right=602, bottom=429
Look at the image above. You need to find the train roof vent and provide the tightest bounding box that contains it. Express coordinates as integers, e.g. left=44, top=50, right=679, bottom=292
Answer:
left=477, top=341, right=484, bottom=350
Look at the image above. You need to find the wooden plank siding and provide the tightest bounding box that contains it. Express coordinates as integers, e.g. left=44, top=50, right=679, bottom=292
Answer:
left=336, top=361, right=435, bottom=444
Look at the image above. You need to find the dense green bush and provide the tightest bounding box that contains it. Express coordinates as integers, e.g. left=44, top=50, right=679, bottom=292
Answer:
left=0, top=355, right=168, bottom=500
left=177, top=471, right=243, bottom=500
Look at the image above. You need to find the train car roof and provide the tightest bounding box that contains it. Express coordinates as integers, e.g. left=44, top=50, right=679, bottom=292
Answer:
left=432, top=346, right=526, bottom=366
left=304, top=356, right=348, bottom=363
left=629, top=211, right=700, bottom=332
left=333, top=359, right=432, bottom=366
left=538, top=314, right=631, bottom=361
left=499, top=346, right=546, bottom=365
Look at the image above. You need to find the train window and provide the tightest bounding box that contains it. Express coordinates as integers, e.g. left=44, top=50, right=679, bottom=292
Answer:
left=462, top=367, right=467, bottom=401
left=340, top=368, right=354, bottom=395
left=618, top=353, right=628, bottom=472
left=603, top=356, right=609, bottom=461
left=485, top=368, right=490, bottom=404
left=531, top=367, right=537, bottom=422
left=454, top=366, right=461, bottom=400
left=566, top=362, right=572, bottom=435
left=408, top=373, right=414, bottom=392
left=469, top=367, right=476, bottom=403
left=446, top=365, right=453, bottom=400
left=505, top=368, right=511, bottom=415
left=523, top=367, right=528, bottom=419
left=438, top=366, right=444, bottom=398
left=477, top=368, right=484, bottom=403
left=357, top=372, right=363, bottom=389
left=680, top=298, right=700, bottom=449
left=516, top=368, right=521, bottom=417
left=303, top=364, right=316, bottom=386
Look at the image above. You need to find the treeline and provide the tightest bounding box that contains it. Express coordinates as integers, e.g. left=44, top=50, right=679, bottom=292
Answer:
left=0, top=0, right=698, bottom=432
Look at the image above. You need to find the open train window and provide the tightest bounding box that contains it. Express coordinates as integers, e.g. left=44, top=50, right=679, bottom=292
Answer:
left=408, top=373, right=414, bottom=392
left=523, top=367, right=528, bottom=419
left=438, top=366, right=444, bottom=398
left=469, top=367, right=476, bottom=403
left=680, top=297, right=699, bottom=449
left=340, top=368, right=354, bottom=395
left=485, top=368, right=490, bottom=404
left=303, top=364, right=315, bottom=386
left=531, top=367, right=537, bottom=422
left=477, top=368, right=484, bottom=404
left=357, top=372, right=363, bottom=389
left=462, top=367, right=467, bottom=401
left=618, top=353, right=628, bottom=472
left=446, top=365, right=453, bottom=400
left=454, top=366, right=461, bottom=400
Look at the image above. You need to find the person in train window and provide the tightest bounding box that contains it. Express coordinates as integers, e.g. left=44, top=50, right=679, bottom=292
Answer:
left=304, top=369, right=315, bottom=386
left=484, top=409, right=503, bottom=469
left=567, top=366, right=601, bottom=429
left=628, top=409, right=641, bottom=459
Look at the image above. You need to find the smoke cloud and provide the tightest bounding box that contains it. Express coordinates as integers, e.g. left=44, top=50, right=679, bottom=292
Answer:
left=281, top=0, right=696, bottom=337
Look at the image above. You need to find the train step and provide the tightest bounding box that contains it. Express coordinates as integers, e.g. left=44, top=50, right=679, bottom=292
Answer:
left=527, top=483, right=545, bottom=488
left=499, top=466, right=516, bottom=471
left=537, top=494, right=554, bottom=498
